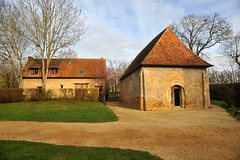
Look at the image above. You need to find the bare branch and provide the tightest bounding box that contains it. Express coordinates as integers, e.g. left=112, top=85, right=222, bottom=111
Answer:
left=0, top=1, right=29, bottom=88
left=170, top=13, right=232, bottom=57
left=16, top=0, right=87, bottom=91
left=223, top=32, right=240, bottom=67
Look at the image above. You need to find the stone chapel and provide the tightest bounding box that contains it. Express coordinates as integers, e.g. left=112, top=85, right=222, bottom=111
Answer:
left=120, top=27, right=212, bottom=110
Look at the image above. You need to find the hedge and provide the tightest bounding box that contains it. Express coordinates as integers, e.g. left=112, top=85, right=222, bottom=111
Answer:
left=75, top=88, right=99, bottom=101
left=0, top=88, right=24, bottom=103
left=210, top=83, right=240, bottom=107
left=0, top=88, right=100, bottom=102
left=24, top=88, right=43, bottom=101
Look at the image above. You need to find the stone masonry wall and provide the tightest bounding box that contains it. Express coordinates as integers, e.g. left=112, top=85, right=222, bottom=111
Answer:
left=142, top=67, right=210, bottom=110
left=120, top=69, right=142, bottom=110
left=22, top=78, right=105, bottom=89
left=120, top=67, right=210, bottom=111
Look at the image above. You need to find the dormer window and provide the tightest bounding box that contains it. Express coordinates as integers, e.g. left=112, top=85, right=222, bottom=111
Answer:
left=50, top=68, right=58, bottom=75
left=30, top=68, right=38, bottom=75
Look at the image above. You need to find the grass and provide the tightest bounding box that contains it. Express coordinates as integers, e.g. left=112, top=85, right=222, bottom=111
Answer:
left=211, top=100, right=240, bottom=120
left=211, top=100, right=226, bottom=107
left=0, top=101, right=118, bottom=122
left=0, top=140, right=162, bottom=160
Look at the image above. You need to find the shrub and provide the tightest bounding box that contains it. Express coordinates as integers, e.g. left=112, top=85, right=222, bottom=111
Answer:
left=75, top=88, right=99, bottom=101
left=210, top=83, right=240, bottom=107
left=60, top=89, right=75, bottom=100
left=0, top=88, right=24, bottom=103
left=24, top=89, right=55, bottom=101
left=43, top=89, right=54, bottom=100
left=24, top=89, right=42, bottom=101
left=234, top=83, right=240, bottom=107
left=221, top=103, right=229, bottom=108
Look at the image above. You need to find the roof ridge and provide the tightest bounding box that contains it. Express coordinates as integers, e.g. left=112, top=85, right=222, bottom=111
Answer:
left=142, top=27, right=169, bottom=64
left=120, top=27, right=167, bottom=79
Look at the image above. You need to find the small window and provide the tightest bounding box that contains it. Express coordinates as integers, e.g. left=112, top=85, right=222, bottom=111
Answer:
left=79, top=70, right=84, bottom=74
left=36, top=86, right=42, bottom=88
left=69, top=61, right=72, bottom=64
left=60, top=85, right=63, bottom=89
left=30, top=68, right=38, bottom=75
left=50, top=69, right=58, bottom=75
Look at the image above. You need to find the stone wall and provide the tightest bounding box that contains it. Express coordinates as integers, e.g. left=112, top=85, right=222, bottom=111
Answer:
left=22, top=78, right=105, bottom=90
left=120, top=67, right=210, bottom=110
left=120, top=69, right=142, bottom=110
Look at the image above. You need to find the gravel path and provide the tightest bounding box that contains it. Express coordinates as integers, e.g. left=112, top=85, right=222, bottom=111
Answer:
left=0, top=101, right=240, bottom=160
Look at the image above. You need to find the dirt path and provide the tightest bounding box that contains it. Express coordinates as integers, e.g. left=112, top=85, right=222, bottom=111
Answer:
left=0, top=102, right=240, bottom=160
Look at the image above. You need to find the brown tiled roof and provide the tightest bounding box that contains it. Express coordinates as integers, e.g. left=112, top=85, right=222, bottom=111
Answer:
left=23, top=58, right=106, bottom=78
left=29, top=59, right=42, bottom=68
left=49, top=59, right=63, bottom=68
left=29, top=59, right=63, bottom=68
left=120, top=27, right=212, bottom=80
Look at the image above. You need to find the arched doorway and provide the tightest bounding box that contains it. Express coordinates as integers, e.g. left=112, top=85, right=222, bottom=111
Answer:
left=171, top=85, right=185, bottom=108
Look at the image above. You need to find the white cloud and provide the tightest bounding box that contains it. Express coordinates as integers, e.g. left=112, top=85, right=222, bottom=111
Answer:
left=74, top=0, right=186, bottom=60
left=73, top=20, right=146, bottom=60
left=207, top=53, right=238, bottom=71
left=73, top=0, right=240, bottom=72
left=77, top=0, right=185, bottom=39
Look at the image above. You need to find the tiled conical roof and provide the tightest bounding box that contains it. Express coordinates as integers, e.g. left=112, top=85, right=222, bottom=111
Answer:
left=120, top=27, right=212, bottom=80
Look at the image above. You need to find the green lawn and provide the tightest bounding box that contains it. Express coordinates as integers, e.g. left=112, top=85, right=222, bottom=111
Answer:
left=0, top=140, right=162, bottom=160
left=211, top=100, right=226, bottom=107
left=0, top=101, right=118, bottom=122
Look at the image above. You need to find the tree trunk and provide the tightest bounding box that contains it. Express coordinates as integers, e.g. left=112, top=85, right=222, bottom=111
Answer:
left=41, top=57, right=50, bottom=97
left=18, top=73, right=23, bottom=88
left=42, top=77, right=47, bottom=96
left=41, top=54, right=46, bottom=96
left=10, top=59, right=21, bottom=88
left=115, top=77, right=117, bottom=98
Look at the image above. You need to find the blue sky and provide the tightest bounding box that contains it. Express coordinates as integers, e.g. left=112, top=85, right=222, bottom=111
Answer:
left=73, top=0, right=240, bottom=69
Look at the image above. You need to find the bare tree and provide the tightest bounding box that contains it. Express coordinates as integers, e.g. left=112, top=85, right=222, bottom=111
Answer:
left=56, top=48, right=77, bottom=59
left=223, top=32, right=240, bottom=67
left=0, top=60, right=19, bottom=88
left=208, top=69, right=227, bottom=84
left=208, top=67, right=239, bottom=85
left=0, top=1, right=29, bottom=88
left=16, top=0, right=87, bottom=92
left=107, top=59, right=130, bottom=97
left=170, top=13, right=232, bottom=56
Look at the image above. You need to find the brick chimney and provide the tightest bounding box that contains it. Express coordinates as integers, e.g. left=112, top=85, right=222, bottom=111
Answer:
left=28, top=56, right=34, bottom=61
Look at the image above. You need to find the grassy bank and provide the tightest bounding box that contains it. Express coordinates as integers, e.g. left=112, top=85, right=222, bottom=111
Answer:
left=0, top=140, right=162, bottom=160
left=211, top=100, right=240, bottom=120
left=0, top=101, right=118, bottom=122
